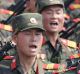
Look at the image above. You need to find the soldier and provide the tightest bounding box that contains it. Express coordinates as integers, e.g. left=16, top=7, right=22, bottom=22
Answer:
left=37, top=0, right=80, bottom=74
left=0, top=0, right=37, bottom=69
left=0, top=13, right=45, bottom=74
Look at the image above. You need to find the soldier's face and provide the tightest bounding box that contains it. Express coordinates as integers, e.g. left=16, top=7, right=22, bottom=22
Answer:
left=13, top=29, right=43, bottom=57
left=41, top=5, right=64, bottom=33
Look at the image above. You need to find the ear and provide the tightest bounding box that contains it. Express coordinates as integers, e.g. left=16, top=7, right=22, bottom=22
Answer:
left=12, top=35, right=17, bottom=45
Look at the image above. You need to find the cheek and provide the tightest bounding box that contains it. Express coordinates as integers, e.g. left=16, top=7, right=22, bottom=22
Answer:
left=17, top=37, right=29, bottom=49
left=42, top=13, right=50, bottom=24
left=59, top=17, right=64, bottom=31
left=59, top=14, right=64, bottom=24
left=59, top=15, right=64, bottom=25
left=43, top=17, right=50, bottom=30
left=17, top=39, right=25, bottom=48
left=37, top=36, right=43, bottom=46
left=44, top=15, right=50, bottom=22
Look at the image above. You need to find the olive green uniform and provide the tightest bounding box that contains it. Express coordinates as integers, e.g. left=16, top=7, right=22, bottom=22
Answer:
left=0, top=55, right=40, bottom=74
left=41, top=38, right=79, bottom=74
left=0, top=13, right=45, bottom=74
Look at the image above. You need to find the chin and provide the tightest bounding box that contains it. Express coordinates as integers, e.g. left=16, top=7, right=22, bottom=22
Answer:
left=29, top=55, right=37, bottom=57
left=29, top=53, right=37, bottom=57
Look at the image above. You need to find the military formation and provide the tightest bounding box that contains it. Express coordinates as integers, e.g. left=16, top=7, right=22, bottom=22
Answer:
left=0, top=0, right=80, bottom=74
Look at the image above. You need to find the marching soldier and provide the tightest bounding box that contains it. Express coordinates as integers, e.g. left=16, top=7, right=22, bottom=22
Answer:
left=0, top=0, right=37, bottom=69
left=0, top=13, right=45, bottom=74
left=37, top=0, right=80, bottom=74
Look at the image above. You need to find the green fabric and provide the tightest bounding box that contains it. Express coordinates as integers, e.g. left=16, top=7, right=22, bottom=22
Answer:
left=44, top=70, right=76, bottom=74
left=64, top=70, right=76, bottom=74
left=42, top=39, right=79, bottom=74
left=11, top=13, right=45, bottom=34
left=37, top=0, right=64, bottom=12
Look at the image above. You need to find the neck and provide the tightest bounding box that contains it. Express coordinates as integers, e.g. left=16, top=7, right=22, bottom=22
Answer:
left=46, top=31, right=59, bottom=47
left=18, top=53, right=36, bottom=72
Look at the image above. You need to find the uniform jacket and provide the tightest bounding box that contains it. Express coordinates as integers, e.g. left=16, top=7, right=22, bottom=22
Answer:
left=0, top=54, right=45, bottom=74
left=0, top=55, right=37, bottom=74
left=41, top=38, right=79, bottom=74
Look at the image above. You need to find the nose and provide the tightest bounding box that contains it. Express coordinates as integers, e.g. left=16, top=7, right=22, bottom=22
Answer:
left=31, top=34, right=36, bottom=42
left=51, top=13, right=57, bottom=19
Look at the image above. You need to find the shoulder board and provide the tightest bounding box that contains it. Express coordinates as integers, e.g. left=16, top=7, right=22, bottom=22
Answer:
left=69, top=53, right=80, bottom=59
left=43, top=63, right=66, bottom=70
left=60, top=38, right=77, bottom=49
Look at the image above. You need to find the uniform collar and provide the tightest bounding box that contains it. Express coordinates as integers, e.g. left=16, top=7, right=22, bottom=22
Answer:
left=46, top=38, right=62, bottom=51
left=13, top=54, right=37, bottom=74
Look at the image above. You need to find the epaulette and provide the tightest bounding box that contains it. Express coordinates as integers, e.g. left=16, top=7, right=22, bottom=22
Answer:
left=60, top=38, right=77, bottom=49
left=43, top=63, right=76, bottom=73
left=3, top=55, right=16, bottom=70
left=43, top=63, right=66, bottom=70
left=69, top=4, right=80, bottom=10
left=0, top=23, right=12, bottom=31
left=69, top=53, right=80, bottom=59
left=0, top=55, right=14, bottom=69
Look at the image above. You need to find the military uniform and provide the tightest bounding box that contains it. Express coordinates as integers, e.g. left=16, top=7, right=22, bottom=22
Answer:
left=0, top=53, right=45, bottom=74
left=0, top=56, right=45, bottom=74
left=41, top=38, right=80, bottom=74
left=67, top=9, right=80, bottom=43
left=0, top=13, right=45, bottom=74
left=37, top=0, right=80, bottom=74
left=0, top=55, right=37, bottom=74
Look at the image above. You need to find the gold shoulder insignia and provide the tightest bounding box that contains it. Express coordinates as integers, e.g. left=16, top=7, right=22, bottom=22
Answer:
left=60, top=38, right=77, bottom=49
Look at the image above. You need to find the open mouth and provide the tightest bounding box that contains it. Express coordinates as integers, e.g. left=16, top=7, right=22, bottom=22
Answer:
left=29, top=45, right=37, bottom=48
left=50, top=22, right=58, bottom=26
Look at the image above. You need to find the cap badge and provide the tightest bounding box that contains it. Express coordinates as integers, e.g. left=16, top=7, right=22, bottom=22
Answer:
left=30, top=18, right=38, bottom=24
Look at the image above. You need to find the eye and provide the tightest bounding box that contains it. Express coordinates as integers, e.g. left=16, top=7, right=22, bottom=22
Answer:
left=25, top=32, right=31, bottom=35
left=35, top=32, right=42, bottom=35
left=46, top=11, right=52, bottom=14
left=56, top=9, right=63, bottom=14
left=23, top=30, right=31, bottom=35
